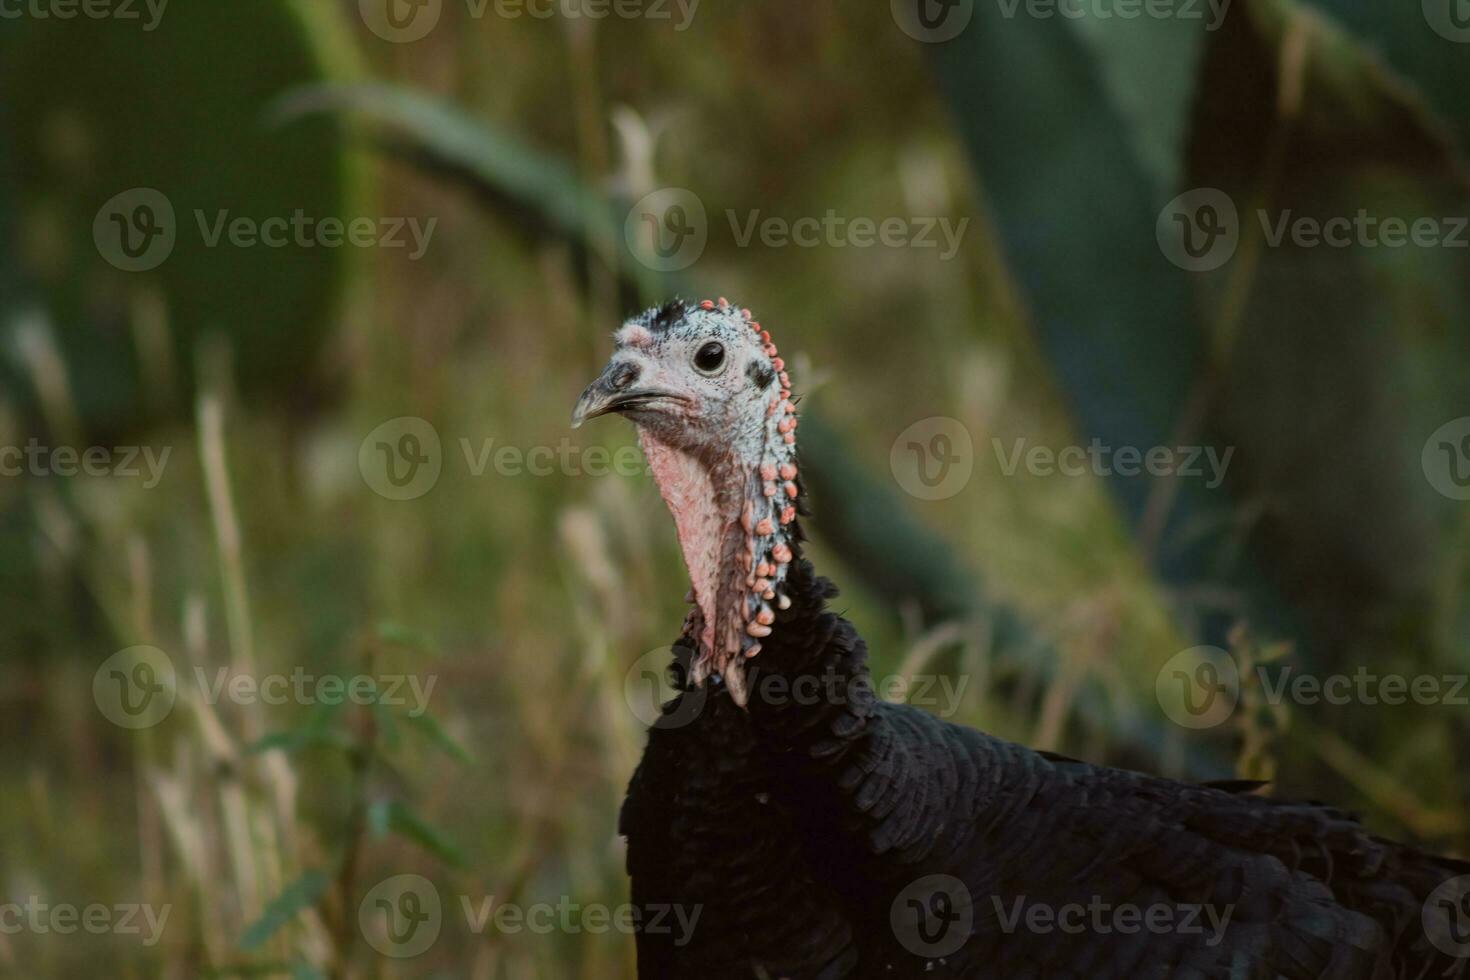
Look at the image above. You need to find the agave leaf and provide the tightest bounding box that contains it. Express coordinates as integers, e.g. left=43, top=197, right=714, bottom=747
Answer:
left=0, top=0, right=360, bottom=437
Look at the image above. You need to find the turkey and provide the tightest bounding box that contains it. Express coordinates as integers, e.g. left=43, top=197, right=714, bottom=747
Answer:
left=571, top=297, right=1470, bottom=979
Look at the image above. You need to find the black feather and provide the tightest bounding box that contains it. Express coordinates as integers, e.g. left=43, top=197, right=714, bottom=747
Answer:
left=620, top=525, right=1469, bottom=979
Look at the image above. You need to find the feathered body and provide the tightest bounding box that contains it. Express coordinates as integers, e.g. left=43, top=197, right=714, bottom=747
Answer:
left=572, top=299, right=1470, bottom=979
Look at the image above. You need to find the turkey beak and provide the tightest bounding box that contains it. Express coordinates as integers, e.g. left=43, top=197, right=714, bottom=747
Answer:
left=571, top=360, right=651, bottom=429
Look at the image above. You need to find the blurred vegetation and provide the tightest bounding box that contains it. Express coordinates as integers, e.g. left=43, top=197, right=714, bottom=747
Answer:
left=0, top=0, right=1466, bottom=976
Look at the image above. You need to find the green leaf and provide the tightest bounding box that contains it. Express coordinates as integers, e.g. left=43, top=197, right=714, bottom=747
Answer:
left=384, top=800, right=466, bottom=869
left=1298, top=0, right=1470, bottom=147
left=1187, top=2, right=1470, bottom=676
left=928, top=0, right=1470, bottom=680
left=238, top=869, right=330, bottom=951
left=402, top=709, right=473, bottom=765
left=926, top=0, right=1220, bottom=543
left=269, top=82, right=666, bottom=303
left=0, top=0, right=361, bottom=436
left=246, top=700, right=349, bottom=755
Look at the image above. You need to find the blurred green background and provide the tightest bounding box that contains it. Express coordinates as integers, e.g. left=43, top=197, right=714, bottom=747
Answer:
left=1, top=0, right=1468, bottom=975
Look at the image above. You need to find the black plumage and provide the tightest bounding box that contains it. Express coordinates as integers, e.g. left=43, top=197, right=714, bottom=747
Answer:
left=576, top=299, right=1469, bottom=978
left=621, top=542, right=1470, bottom=979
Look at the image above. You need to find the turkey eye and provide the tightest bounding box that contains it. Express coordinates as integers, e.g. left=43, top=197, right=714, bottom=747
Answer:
left=693, top=341, right=726, bottom=375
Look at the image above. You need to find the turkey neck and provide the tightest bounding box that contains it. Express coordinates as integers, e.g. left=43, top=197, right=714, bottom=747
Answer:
left=639, top=425, right=803, bottom=705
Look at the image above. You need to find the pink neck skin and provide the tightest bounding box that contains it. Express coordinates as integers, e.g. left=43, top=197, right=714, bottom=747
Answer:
left=639, top=431, right=754, bottom=699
